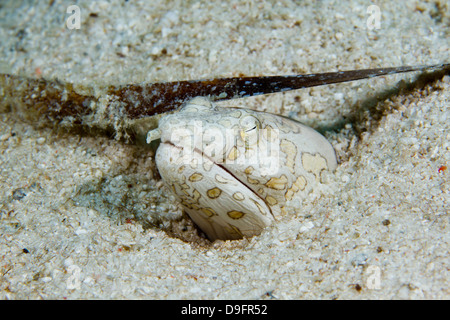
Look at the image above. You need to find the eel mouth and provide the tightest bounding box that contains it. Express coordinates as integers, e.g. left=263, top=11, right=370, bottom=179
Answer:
left=163, top=140, right=276, bottom=220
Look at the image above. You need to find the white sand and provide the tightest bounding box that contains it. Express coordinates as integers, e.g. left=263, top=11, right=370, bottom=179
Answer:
left=0, top=0, right=448, bottom=299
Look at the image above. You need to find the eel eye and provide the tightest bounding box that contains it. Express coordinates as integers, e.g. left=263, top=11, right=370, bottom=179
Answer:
left=239, top=115, right=261, bottom=146
left=239, top=115, right=261, bottom=132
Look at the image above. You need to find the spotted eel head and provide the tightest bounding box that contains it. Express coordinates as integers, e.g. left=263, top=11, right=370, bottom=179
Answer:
left=149, top=97, right=337, bottom=240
